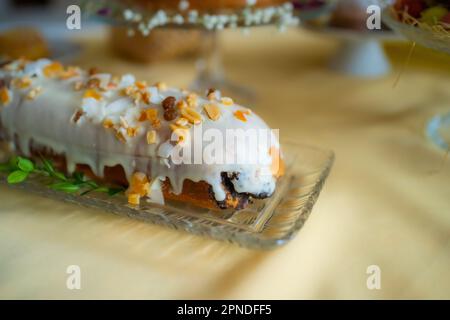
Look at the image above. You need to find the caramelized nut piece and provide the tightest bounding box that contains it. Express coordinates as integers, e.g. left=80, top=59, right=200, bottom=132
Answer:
left=203, top=103, right=221, bottom=121
left=181, top=107, right=202, bottom=125
left=103, top=118, right=114, bottom=129
left=0, top=87, right=11, bottom=105
left=127, top=193, right=140, bottom=205
left=13, top=76, right=32, bottom=89
left=127, top=127, right=139, bottom=137
left=155, top=82, right=167, bottom=91
left=135, top=81, right=147, bottom=90
left=83, top=89, right=102, bottom=100
left=26, top=86, right=42, bottom=100
left=128, top=172, right=150, bottom=198
left=115, top=130, right=127, bottom=143
left=142, top=91, right=151, bottom=104
left=176, top=100, right=187, bottom=110
left=59, top=66, right=79, bottom=80
left=86, top=78, right=101, bottom=89
left=186, top=93, right=198, bottom=108
left=43, top=62, right=63, bottom=78
left=206, top=88, right=217, bottom=100
left=170, top=124, right=190, bottom=144
left=119, top=116, right=129, bottom=128
left=74, top=81, right=84, bottom=91
left=175, top=117, right=190, bottom=128
left=221, top=97, right=234, bottom=106
left=234, top=110, right=248, bottom=122
left=71, top=110, right=84, bottom=123
left=146, top=130, right=157, bottom=144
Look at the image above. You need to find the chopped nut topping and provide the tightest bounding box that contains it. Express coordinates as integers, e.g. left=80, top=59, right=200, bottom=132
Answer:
left=146, top=130, right=157, bottom=144
left=59, top=66, right=79, bottom=80
left=127, top=193, right=140, bottom=205
left=71, top=110, right=84, bottom=123
left=203, top=103, right=221, bottom=121
left=170, top=124, right=190, bottom=144
left=269, top=146, right=285, bottom=178
left=13, top=76, right=32, bottom=89
left=234, top=110, right=250, bottom=122
left=26, top=86, right=42, bottom=100
left=186, top=93, right=198, bottom=108
left=103, top=118, right=114, bottom=129
left=119, top=116, right=129, bottom=128
left=115, top=130, right=127, bottom=143
left=0, top=87, right=11, bottom=105
left=142, top=91, right=151, bottom=104
left=130, top=90, right=142, bottom=105
left=175, top=117, right=190, bottom=128
left=83, top=89, right=102, bottom=100
left=176, top=100, right=187, bottom=110
left=139, top=108, right=158, bottom=122
left=107, top=82, right=118, bottom=90
left=128, top=172, right=150, bottom=198
left=206, top=88, right=217, bottom=100
left=74, top=81, right=84, bottom=91
left=146, top=109, right=158, bottom=121
left=135, top=81, right=147, bottom=90
left=181, top=107, right=202, bottom=125
left=155, top=82, right=167, bottom=91
left=221, top=97, right=234, bottom=106
left=43, top=62, right=63, bottom=78
left=127, top=127, right=139, bottom=137
left=151, top=118, right=161, bottom=129
left=121, top=86, right=135, bottom=96
left=86, top=78, right=101, bottom=89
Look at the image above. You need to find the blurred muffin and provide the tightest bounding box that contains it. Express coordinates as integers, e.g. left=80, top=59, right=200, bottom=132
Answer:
left=110, top=27, right=203, bottom=63
left=0, top=27, right=50, bottom=60
left=329, top=0, right=372, bottom=31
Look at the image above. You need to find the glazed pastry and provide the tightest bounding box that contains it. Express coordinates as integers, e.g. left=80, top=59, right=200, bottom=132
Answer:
left=110, top=0, right=298, bottom=34
left=129, top=0, right=290, bottom=12
left=0, top=59, right=283, bottom=210
left=329, top=0, right=372, bottom=31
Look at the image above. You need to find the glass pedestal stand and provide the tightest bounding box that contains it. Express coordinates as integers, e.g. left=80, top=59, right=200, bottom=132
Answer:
left=190, top=30, right=256, bottom=101
left=82, top=0, right=301, bottom=102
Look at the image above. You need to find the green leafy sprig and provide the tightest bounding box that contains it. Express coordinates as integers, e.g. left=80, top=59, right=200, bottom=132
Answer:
left=1, top=156, right=125, bottom=196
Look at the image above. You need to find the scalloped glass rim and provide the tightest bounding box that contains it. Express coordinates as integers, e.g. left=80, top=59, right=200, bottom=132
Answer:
left=379, top=1, right=450, bottom=54
left=0, top=141, right=334, bottom=249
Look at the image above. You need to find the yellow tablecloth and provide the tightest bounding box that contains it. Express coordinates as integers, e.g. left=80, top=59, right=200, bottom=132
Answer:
left=1, top=27, right=449, bottom=299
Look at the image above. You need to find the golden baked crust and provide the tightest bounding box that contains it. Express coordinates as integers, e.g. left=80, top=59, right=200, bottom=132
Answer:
left=24, top=144, right=253, bottom=210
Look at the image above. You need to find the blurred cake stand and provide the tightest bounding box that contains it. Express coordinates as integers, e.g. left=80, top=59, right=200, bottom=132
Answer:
left=305, top=24, right=397, bottom=77
left=379, top=1, right=450, bottom=150
left=81, top=0, right=299, bottom=101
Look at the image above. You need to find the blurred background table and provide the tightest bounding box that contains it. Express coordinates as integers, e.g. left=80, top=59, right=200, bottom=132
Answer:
left=0, top=26, right=449, bottom=299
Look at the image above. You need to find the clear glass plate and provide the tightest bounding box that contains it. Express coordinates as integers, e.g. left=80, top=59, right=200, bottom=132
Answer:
left=0, top=141, right=334, bottom=249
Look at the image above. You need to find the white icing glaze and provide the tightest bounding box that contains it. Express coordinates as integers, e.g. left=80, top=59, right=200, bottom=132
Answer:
left=0, top=59, right=279, bottom=203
